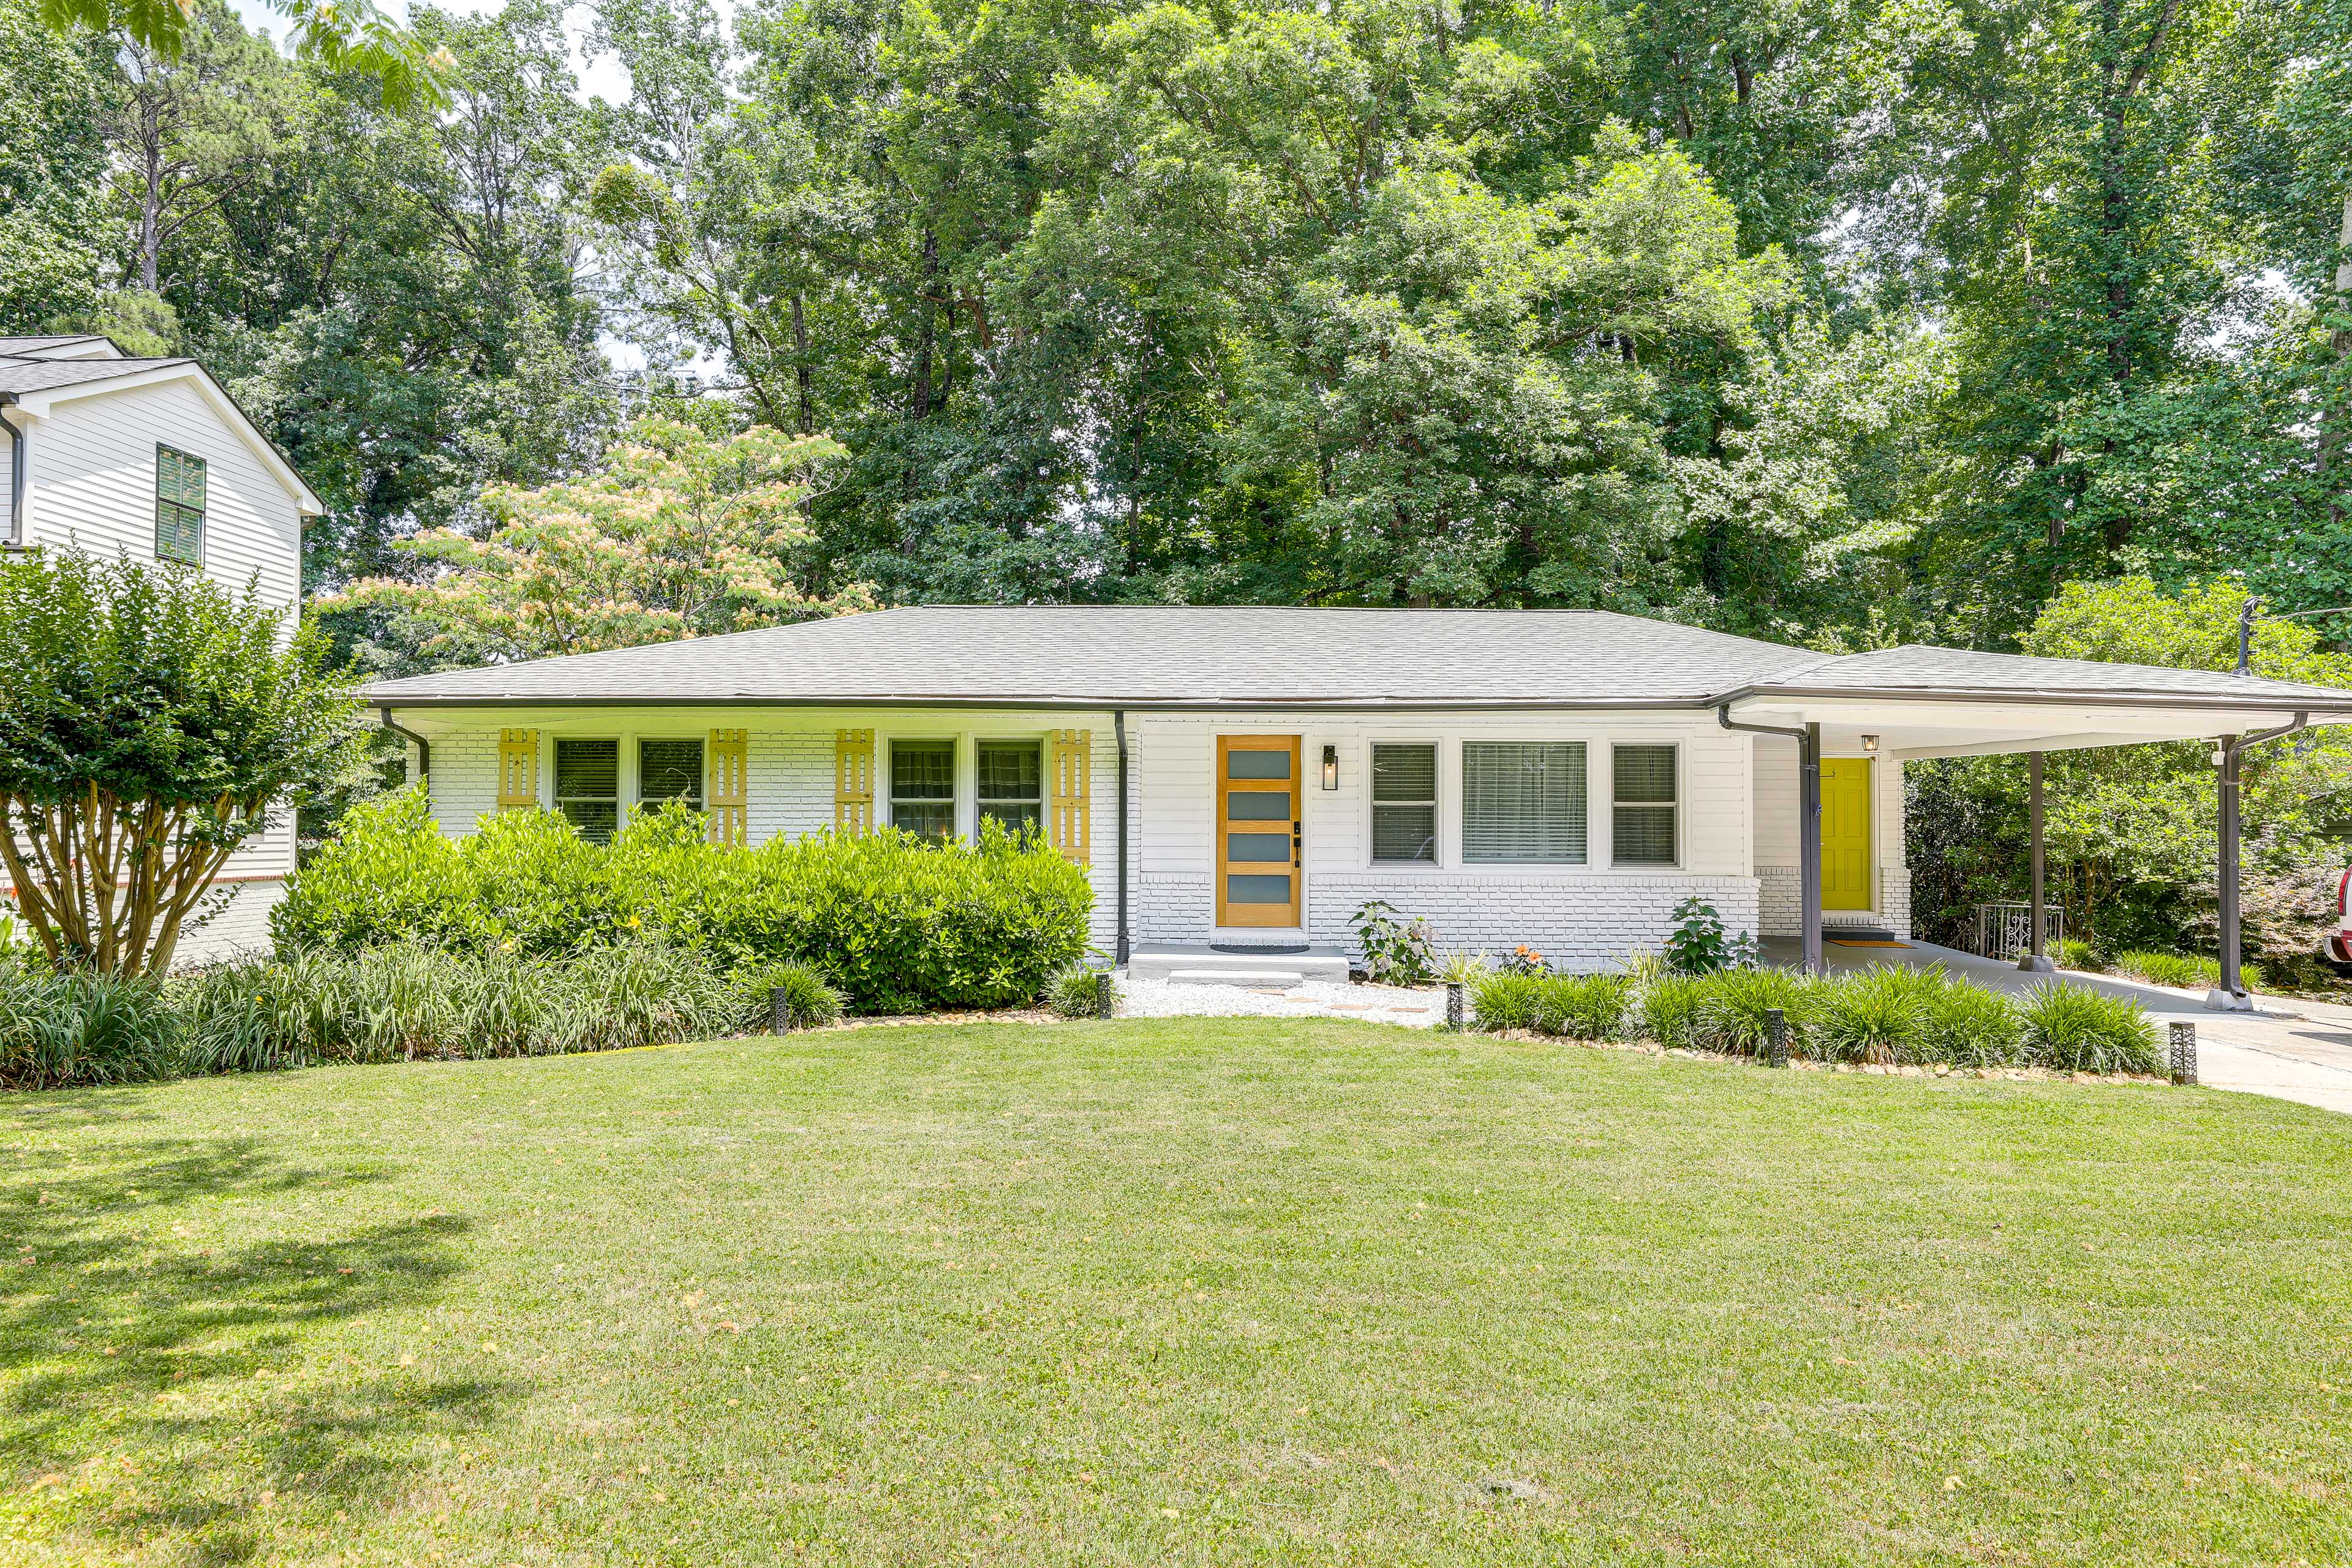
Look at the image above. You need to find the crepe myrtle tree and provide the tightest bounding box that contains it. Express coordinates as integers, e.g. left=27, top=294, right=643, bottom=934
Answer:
left=0, top=549, right=367, bottom=977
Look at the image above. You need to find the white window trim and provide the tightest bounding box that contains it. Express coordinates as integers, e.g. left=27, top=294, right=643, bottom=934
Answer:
left=1458, top=737, right=1595, bottom=870
left=1610, top=740, right=1683, bottom=870
left=1365, top=736, right=1444, bottom=870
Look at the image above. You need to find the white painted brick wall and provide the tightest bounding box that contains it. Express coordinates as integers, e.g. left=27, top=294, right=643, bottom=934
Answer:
left=417, top=708, right=1125, bottom=956
left=170, top=878, right=285, bottom=969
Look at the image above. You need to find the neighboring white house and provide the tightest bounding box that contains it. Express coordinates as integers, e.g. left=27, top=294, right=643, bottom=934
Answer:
left=364, top=606, right=2352, bottom=981
left=1, top=334, right=321, bottom=965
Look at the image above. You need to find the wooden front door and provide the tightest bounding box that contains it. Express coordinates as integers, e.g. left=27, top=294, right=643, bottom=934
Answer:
left=1216, top=734, right=1302, bottom=928
left=1820, top=758, right=1872, bottom=911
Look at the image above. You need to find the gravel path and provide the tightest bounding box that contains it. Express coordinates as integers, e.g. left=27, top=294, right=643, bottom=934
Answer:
left=1117, top=971, right=1450, bottom=1027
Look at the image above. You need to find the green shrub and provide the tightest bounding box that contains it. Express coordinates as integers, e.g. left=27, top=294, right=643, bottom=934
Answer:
left=1534, top=974, right=1632, bottom=1040
left=1919, top=979, right=2026, bottom=1066
left=1694, top=968, right=1819, bottom=1055
left=733, top=960, right=845, bottom=1032
left=1468, top=971, right=1546, bottom=1031
left=277, top=794, right=1092, bottom=1014
left=1635, top=973, right=1708, bottom=1048
left=0, top=968, right=184, bottom=1089
left=1047, top=963, right=1117, bottom=1019
left=2019, top=983, right=2162, bottom=1074
left=2058, top=938, right=2100, bottom=971
left=1812, top=967, right=1940, bottom=1065
left=2110, top=950, right=2260, bottom=992
left=173, top=940, right=741, bottom=1070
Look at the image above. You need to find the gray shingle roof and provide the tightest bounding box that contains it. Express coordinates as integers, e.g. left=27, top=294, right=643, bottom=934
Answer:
left=364, top=606, right=1826, bottom=707
left=1747, top=644, right=2352, bottom=709
left=361, top=606, right=2352, bottom=714
left=0, top=355, right=190, bottom=396
left=0, top=335, right=115, bottom=356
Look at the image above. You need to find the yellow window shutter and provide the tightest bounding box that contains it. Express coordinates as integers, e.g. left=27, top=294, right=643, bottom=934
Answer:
left=1048, top=728, right=1090, bottom=863
left=497, top=729, right=539, bottom=812
left=835, top=729, right=875, bottom=834
left=707, top=729, right=748, bottom=846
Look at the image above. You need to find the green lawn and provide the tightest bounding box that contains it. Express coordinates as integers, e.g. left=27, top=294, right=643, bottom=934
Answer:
left=2, top=1020, right=2347, bottom=1566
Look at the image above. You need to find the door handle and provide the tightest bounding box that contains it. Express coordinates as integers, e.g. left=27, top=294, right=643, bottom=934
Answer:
left=1293, top=822, right=1302, bottom=867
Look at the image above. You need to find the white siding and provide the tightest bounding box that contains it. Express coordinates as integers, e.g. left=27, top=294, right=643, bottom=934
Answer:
left=5, top=376, right=305, bottom=895
left=21, top=376, right=301, bottom=617
left=1752, top=740, right=1908, bottom=936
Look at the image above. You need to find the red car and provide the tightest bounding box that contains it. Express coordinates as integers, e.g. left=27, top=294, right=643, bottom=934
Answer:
left=2325, top=870, right=2352, bottom=972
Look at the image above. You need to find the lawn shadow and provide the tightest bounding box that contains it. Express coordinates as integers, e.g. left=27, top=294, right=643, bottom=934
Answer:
left=1, top=1120, right=510, bottom=1562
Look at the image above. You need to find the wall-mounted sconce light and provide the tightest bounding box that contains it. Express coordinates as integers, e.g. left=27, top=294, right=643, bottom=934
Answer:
left=1321, top=744, right=1339, bottom=790
left=1861, top=734, right=1880, bottom=755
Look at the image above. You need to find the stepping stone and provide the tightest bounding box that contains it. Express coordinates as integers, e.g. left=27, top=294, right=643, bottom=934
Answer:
left=1327, top=1002, right=1370, bottom=1011
left=1387, top=1006, right=1430, bottom=1014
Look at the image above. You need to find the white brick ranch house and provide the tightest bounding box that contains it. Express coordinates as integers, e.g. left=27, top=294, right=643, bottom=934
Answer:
left=1, top=335, right=319, bottom=964
left=365, top=607, right=2352, bottom=989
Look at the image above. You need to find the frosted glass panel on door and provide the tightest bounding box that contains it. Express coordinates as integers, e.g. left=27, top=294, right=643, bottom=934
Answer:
left=1226, top=873, right=1292, bottom=905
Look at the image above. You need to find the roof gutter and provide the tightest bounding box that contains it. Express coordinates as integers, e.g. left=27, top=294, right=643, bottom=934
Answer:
left=367, top=685, right=2352, bottom=716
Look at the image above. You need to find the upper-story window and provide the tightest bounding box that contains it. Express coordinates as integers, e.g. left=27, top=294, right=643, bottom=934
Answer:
left=155, top=445, right=206, bottom=565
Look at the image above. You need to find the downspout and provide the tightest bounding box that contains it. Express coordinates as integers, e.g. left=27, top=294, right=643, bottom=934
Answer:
left=377, top=707, right=432, bottom=786
left=2, top=399, right=27, bottom=549
left=1114, top=709, right=1131, bottom=965
left=2210, top=711, right=2307, bottom=1011
left=1720, top=705, right=1822, bottom=976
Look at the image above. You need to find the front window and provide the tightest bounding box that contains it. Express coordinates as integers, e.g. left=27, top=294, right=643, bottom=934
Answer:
left=1462, top=741, right=1586, bottom=864
left=555, top=738, right=620, bottom=842
left=1613, top=744, right=1678, bottom=865
left=977, top=741, right=1042, bottom=838
left=639, top=738, right=704, bottom=811
left=890, top=739, right=956, bottom=839
left=155, top=444, right=205, bottom=565
left=1371, top=743, right=1437, bottom=863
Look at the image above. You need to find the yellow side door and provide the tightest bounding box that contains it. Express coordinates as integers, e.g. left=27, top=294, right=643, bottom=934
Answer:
left=1820, top=758, right=1872, bottom=911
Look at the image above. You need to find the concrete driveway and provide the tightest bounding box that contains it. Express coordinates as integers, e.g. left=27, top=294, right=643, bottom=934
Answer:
left=1767, top=937, right=2352, bottom=1117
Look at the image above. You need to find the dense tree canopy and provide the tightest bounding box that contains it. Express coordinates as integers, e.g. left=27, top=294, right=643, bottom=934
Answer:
left=4, top=0, right=2350, bottom=949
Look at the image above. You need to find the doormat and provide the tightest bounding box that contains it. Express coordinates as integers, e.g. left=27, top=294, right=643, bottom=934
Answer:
left=1828, top=939, right=1912, bottom=948
left=1210, top=942, right=1310, bottom=955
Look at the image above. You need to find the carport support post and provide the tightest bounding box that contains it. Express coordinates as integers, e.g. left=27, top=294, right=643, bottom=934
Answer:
left=2214, top=733, right=2247, bottom=1007
left=2019, top=752, right=2055, bottom=973
left=1801, top=723, right=1823, bottom=977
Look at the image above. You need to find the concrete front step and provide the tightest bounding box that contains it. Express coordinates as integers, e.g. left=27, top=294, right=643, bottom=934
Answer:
left=1165, top=968, right=1308, bottom=987
left=1129, top=943, right=1352, bottom=985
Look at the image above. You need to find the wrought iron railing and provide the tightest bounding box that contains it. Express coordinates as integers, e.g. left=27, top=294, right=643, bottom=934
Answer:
left=1974, top=901, right=2064, bottom=962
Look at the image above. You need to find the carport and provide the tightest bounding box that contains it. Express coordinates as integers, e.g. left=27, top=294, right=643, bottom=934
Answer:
left=1718, top=646, right=2352, bottom=1009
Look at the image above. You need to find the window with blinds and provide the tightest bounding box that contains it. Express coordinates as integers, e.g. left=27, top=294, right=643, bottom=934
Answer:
left=638, top=738, right=704, bottom=810
left=1463, top=742, right=1586, bottom=863
left=554, top=738, right=620, bottom=842
left=978, top=741, right=1042, bottom=837
left=1371, top=743, right=1437, bottom=863
left=155, top=445, right=206, bottom=565
left=1613, top=743, right=1678, bottom=865
left=891, top=739, right=956, bottom=839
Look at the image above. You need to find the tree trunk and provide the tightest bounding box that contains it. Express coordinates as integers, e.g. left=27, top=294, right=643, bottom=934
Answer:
left=911, top=230, right=938, bottom=420
left=2324, top=187, right=2352, bottom=530
left=791, top=291, right=814, bottom=436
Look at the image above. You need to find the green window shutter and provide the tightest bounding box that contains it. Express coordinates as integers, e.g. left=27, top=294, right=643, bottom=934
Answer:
left=154, top=445, right=206, bottom=565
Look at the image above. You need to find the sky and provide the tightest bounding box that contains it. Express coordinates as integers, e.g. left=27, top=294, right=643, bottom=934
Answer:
left=222, top=0, right=641, bottom=103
